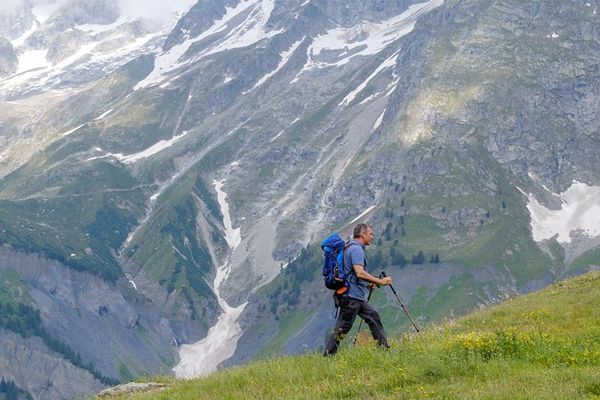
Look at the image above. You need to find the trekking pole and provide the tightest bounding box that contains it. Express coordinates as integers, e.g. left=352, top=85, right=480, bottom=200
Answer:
left=380, top=271, right=424, bottom=341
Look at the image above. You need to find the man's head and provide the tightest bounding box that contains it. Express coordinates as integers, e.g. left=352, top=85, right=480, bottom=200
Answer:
left=353, top=223, right=374, bottom=246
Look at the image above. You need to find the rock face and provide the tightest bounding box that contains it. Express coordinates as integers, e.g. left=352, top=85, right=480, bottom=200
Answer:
left=24, top=0, right=120, bottom=54
left=50, top=0, right=120, bottom=28
left=97, top=382, right=166, bottom=397
left=0, top=331, right=104, bottom=400
left=0, top=245, right=184, bottom=398
left=0, top=38, right=17, bottom=76
left=164, top=0, right=241, bottom=51
left=46, top=28, right=89, bottom=64
left=0, top=0, right=600, bottom=397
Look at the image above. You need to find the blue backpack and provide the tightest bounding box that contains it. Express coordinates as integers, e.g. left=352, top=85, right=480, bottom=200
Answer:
left=321, top=233, right=356, bottom=291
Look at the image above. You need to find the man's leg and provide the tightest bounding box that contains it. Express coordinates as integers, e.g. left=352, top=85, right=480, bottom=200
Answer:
left=323, top=297, right=360, bottom=356
left=358, top=302, right=390, bottom=349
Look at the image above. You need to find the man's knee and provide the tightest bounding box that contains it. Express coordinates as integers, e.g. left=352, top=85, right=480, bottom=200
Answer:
left=362, top=309, right=383, bottom=324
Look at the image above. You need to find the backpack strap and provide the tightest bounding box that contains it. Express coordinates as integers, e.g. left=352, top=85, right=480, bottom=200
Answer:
left=343, top=241, right=360, bottom=276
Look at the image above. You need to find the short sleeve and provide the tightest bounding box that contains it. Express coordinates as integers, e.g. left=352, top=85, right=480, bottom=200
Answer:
left=348, top=246, right=365, bottom=267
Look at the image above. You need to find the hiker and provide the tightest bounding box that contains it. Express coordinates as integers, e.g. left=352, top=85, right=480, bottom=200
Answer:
left=323, top=223, right=393, bottom=356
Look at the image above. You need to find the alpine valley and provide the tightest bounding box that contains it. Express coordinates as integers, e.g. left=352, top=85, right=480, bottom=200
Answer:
left=0, top=0, right=599, bottom=398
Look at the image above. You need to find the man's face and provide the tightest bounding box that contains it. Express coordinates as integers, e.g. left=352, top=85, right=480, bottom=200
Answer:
left=362, top=227, right=374, bottom=246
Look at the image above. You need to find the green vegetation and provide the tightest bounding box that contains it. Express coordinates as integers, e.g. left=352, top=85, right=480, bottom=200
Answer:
left=0, top=165, right=143, bottom=282
left=371, top=139, right=556, bottom=288
left=0, top=269, right=31, bottom=304
left=131, top=193, right=214, bottom=297
left=363, top=205, right=443, bottom=270
left=111, top=271, right=600, bottom=399
left=262, top=244, right=321, bottom=315
left=571, top=248, right=600, bottom=275
left=122, top=172, right=221, bottom=324
left=0, top=378, right=32, bottom=400
left=257, top=310, right=311, bottom=358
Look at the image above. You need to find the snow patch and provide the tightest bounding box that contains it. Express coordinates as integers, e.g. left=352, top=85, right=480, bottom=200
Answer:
left=269, top=117, right=300, bottom=142
left=76, top=17, right=132, bottom=36
left=16, top=50, right=50, bottom=74
left=128, top=279, right=138, bottom=290
left=245, top=37, right=305, bottom=93
left=349, top=205, right=377, bottom=225
left=359, top=92, right=382, bottom=105
left=11, top=21, right=38, bottom=48
left=213, top=179, right=241, bottom=249
left=270, top=129, right=285, bottom=142
left=525, top=181, right=600, bottom=243
left=134, top=0, right=256, bottom=90
left=292, top=0, right=443, bottom=82
left=174, top=178, right=246, bottom=377
left=10, top=39, right=104, bottom=86
left=94, top=108, right=114, bottom=120
left=149, top=192, right=160, bottom=202
left=338, top=51, right=399, bottom=107
left=120, top=131, right=189, bottom=163
left=173, top=261, right=247, bottom=377
left=384, top=74, right=401, bottom=97
left=136, top=0, right=283, bottom=90
left=225, top=117, right=252, bottom=136
left=372, top=108, right=386, bottom=131
left=61, top=124, right=84, bottom=137
left=528, top=172, right=554, bottom=194
left=3, top=1, right=194, bottom=96
left=201, top=0, right=282, bottom=57
left=87, top=131, right=189, bottom=163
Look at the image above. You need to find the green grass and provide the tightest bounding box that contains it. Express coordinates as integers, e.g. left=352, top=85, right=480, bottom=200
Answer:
left=571, top=248, right=600, bottom=274
left=109, top=271, right=600, bottom=400
left=257, top=310, right=311, bottom=358
left=414, top=274, right=486, bottom=320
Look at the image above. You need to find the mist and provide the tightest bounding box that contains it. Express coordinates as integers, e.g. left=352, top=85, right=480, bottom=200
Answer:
left=0, top=0, right=198, bottom=24
left=118, top=0, right=197, bottom=22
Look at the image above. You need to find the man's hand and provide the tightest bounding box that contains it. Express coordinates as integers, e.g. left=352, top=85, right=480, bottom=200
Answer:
left=380, top=276, right=392, bottom=286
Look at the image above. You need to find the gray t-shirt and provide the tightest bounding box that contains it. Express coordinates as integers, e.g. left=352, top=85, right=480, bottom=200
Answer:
left=344, top=240, right=368, bottom=301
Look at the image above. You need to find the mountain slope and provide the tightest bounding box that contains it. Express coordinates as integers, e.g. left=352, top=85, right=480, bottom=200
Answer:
left=107, top=270, right=600, bottom=399
left=227, top=0, right=600, bottom=367
left=0, top=0, right=599, bottom=397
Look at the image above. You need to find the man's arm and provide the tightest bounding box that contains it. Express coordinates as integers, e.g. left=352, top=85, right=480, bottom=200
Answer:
left=353, top=265, right=392, bottom=286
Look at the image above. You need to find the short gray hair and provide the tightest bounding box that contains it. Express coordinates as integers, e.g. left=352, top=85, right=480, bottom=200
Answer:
left=353, top=223, right=371, bottom=239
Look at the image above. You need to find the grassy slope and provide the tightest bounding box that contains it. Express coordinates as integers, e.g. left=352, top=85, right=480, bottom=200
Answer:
left=112, top=271, right=600, bottom=400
